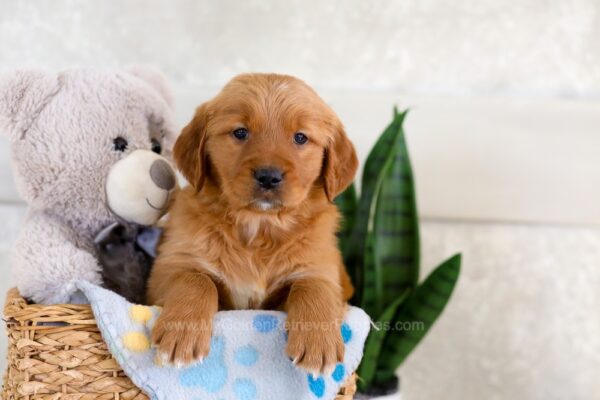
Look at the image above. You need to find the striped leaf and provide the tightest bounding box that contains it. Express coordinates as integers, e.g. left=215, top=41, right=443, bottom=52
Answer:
left=360, top=232, right=378, bottom=314
left=372, top=118, right=419, bottom=314
left=345, top=110, right=408, bottom=305
left=373, top=254, right=462, bottom=385
left=357, top=288, right=411, bottom=391
left=334, top=184, right=358, bottom=256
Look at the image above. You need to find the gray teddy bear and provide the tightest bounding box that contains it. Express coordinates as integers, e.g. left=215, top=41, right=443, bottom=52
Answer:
left=0, top=66, right=178, bottom=304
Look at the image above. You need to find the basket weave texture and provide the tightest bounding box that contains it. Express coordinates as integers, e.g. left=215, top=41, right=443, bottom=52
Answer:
left=2, top=288, right=356, bottom=399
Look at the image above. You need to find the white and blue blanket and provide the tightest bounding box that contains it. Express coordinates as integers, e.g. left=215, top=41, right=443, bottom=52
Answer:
left=76, top=281, right=370, bottom=400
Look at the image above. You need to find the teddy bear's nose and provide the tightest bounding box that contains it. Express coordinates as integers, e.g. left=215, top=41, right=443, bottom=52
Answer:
left=150, top=159, right=176, bottom=190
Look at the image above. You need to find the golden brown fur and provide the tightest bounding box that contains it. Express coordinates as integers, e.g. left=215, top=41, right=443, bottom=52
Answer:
left=147, top=73, right=358, bottom=373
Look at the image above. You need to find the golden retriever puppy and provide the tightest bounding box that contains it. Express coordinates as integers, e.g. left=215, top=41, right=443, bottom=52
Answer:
left=147, top=73, right=358, bottom=374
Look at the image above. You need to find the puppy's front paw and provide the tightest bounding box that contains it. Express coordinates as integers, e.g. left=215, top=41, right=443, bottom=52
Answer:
left=151, top=310, right=212, bottom=367
left=286, top=318, right=345, bottom=375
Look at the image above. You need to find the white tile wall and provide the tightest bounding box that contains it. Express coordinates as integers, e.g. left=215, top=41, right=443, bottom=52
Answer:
left=405, top=220, right=600, bottom=400
left=2, top=0, right=599, bottom=96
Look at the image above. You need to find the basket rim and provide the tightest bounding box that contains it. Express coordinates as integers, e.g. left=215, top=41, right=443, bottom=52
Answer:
left=4, top=287, right=94, bottom=326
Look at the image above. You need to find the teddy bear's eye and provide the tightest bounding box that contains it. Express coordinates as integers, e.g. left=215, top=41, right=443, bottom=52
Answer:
left=151, top=138, right=162, bottom=154
left=113, top=137, right=128, bottom=152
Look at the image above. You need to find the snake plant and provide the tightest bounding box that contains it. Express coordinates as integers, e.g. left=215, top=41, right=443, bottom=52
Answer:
left=335, top=108, right=461, bottom=393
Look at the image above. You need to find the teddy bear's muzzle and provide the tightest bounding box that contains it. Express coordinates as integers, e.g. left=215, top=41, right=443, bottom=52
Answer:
left=106, top=150, right=178, bottom=226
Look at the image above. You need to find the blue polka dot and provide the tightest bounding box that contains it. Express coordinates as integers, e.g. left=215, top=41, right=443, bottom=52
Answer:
left=331, top=364, right=345, bottom=382
left=234, top=345, right=259, bottom=366
left=253, top=314, right=278, bottom=333
left=233, top=378, right=257, bottom=400
left=307, top=375, right=325, bottom=398
left=341, top=323, right=352, bottom=344
left=179, top=336, right=227, bottom=392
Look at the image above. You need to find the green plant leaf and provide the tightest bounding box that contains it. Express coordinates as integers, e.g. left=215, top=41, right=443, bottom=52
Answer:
left=357, top=288, right=411, bottom=391
left=345, top=110, right=408, bottom=306
left=334, top=184, right=358, bottom=256
left=360, top=231, right=378, bottom=313
left=373, top=254, right=462, bottom=386
left=372, top=119, right=419, bottom=314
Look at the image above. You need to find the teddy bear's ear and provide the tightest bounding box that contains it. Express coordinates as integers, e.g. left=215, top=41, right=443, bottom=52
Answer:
left=0, top=70, right=60, bottom=142
left=127, top=65, right=174, bottom=109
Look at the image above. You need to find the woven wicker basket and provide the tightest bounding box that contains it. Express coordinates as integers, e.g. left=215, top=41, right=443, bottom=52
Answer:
left=2, top=288, right=357, bottom=399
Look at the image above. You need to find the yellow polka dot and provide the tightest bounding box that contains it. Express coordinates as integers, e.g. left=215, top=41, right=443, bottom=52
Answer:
left=122, top=332, right=151, bottom=352
left=130, top=305, right=153, bottom=324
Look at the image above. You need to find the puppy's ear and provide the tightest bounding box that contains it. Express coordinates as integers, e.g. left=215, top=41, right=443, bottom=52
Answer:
left=323, top=122, right=358, bottom=202
left=174, top=103, right=210, bottom=191
left=0, top=70, right=59, bottom=142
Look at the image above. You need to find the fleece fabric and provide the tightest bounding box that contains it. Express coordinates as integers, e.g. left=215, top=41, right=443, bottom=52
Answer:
left=76, top=280, right=371, bottom=400
left=0, top=66, right=178, bottom=304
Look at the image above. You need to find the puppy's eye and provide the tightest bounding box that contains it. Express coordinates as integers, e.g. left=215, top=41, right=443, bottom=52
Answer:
left=151, top=138, right=162, bottom=154
left=232, top=128, right=249, bottom=141
left=113, top=137, right=128, bottom=152
left=293, top=132, right=308, bottom=145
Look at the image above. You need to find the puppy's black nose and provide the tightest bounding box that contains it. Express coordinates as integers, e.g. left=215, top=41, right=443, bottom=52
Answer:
left=254, top=167, right=283, bottom=190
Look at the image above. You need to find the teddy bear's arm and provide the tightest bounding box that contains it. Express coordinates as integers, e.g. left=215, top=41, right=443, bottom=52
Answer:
left=12, top=211, right=103, bottom=304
